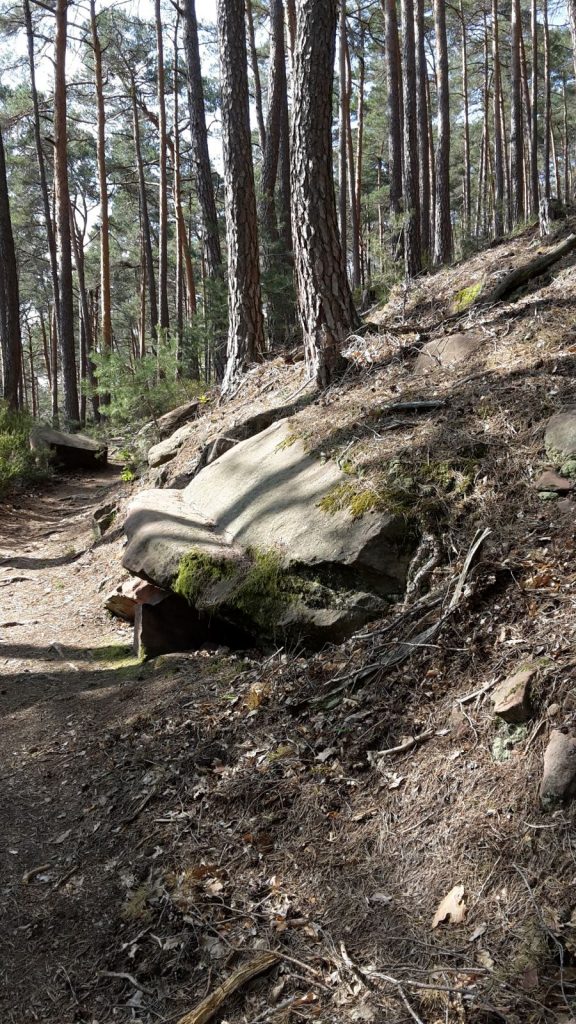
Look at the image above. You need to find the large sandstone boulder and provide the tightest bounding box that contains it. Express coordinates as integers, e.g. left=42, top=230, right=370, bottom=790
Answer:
left=30, top=426, right=107, bottom=471
left=414, top=332, right=486, bottom=374
left=545, top=409, right=576, bottom=472
left=154, top=399, right=200, bottom=440
left=122, top=420, right=415, bottom=648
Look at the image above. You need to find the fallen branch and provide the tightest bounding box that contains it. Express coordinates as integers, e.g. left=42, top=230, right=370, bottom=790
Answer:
left=478, top=232, right=576, bottom=305
left=374, top=728, right=434, bottom=759
left=175, top=952, right=279, bottom=1024
left=99, top=971, right=152, bottom=995
left=379, top=399, right=447, bottom=414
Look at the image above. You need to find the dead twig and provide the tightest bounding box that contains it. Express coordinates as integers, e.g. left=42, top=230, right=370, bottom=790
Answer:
left=373, top=729, right=434, bottom=759
left=175, top=952, right=279, bottom=1024
left=99, top=971, right=153, bottom=995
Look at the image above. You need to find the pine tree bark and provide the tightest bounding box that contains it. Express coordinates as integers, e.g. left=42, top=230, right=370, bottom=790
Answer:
left=543, top=0, right=551, bottom=199
left=89, top=0, right=112, bottom=364
left=568, top=0, right=576, bottom=81
left=433, top=0, right=451, bottom=264
left=260, top=0, right=287, bottom=246
left=155, top=0, right=170, bottom=332
left=510, top=0, right=525, bottom=225
left=246, top=0, right=266, bottom=154
left=131, top=80, right=158, bottom=347
left=401, top=0, right=421, bottom=276
left=492, top=0, right=505, bottom=236
left=530, top=0, right=539, bottom=213
left=338, top=0, right=348, bottom=273
left=460, top=0, right=471, bottom=238
left=416, top=0, right=430, bottom=259
left=0, top=123, right=22, bottom=411
left=291, top=0, right=358, bottom=386
left=217, top=0, right=265, bottom=393
left=23, top=0, right=60, bottom=352
left=183, top=0, right=223, bottom=278
left=54, top=0, right=79, bottom=423
left=383, top=0, right=403, bottom=219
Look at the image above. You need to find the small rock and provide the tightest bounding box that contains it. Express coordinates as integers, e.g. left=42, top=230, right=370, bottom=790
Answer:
left=560, top=458, right=576, bottom=479
left=105, top=578, right=169, bottom=622
left=92, top=502, right=118, bottom=540
left=540, top=730, right=576, bottom=809
left=546, top=703, right=561, bottom=718
left=533, top=470, right=573, bottom=494
left=545, top=408, right=576, bottom=467
left=492, top=666, right=535, bottom=723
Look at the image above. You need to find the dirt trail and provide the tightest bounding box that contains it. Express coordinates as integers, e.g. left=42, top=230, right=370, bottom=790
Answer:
left=0, top=470, right=164, bottom=1022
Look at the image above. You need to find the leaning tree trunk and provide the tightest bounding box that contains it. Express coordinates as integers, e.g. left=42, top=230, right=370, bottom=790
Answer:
left=0, top=123, right=22, bottom=411
left=217, top=0, right=265, bottom=393
left=291, top=0, right=359, bottom=386
left=54, top=0, right=79, bottom=423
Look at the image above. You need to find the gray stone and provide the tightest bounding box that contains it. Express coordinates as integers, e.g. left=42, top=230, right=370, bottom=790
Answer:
left=148, top=423, right=195, bottom=467
left=492, top=666, right=535, bottom=723
left=30, top=426, right=107, bottom=471
left=545, top=409, right=576, bottom=467
left=539, top=729, right=576, bottom=809
left=414, top=332, right=486, bottom=374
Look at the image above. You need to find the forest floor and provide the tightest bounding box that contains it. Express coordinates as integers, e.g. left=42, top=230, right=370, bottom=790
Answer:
left=2, top=222, right=576, bottom=1024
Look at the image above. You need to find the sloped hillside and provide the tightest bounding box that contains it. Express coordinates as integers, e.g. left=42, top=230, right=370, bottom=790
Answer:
left=2, top=223, right=576, bottom=1024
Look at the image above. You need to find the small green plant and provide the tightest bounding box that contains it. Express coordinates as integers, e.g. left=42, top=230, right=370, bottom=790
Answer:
left=318, top=483, right=385, bottom=518
left=121, top=467, right=136, bottom=483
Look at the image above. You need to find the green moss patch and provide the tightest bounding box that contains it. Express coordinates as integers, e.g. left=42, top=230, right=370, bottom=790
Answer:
left=453, top=281, right=482, bottom=312
left=317, top=483, right=386, bottom=518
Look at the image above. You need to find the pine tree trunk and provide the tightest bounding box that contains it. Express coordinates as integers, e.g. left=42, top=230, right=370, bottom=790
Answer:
left=218, top=0, right=265, bottom=393
left=89, top=0, right=112, bottom=364
left=291, top=0, right=358, bottom=386
left=510, top=0, right=525, bottom=225
left=338, top=0, right=348, bottom=275
left=460, top=0, right=471, bottom=238
left=568, top=0, right=576, bottom=81
left=54, top=0, right=79, bottom=423
left=416, top=0, right=430, bottom=260
left=131, top=81, right=158, bottom=347
left=183, top=0, right=223, bottom=278
left=433, top=0, right=451, bottom=264
left=0, top=123, right=22, bottom=411
left=383, top=0, right=403, bottom=220
left=69, top=205, right=99, bottom=423
left=245, top=0, right=266, bottom=153
left=260, top=0, right=286, bottom=245
left=401, top=0, right=421, bottom=276
left=155, top=0, right=170, bottom=332
left=543, top=0, right=551, bottom=199
left=530, top=0, right=539, bottom=213
left=23, top=0, right=60, bottom=353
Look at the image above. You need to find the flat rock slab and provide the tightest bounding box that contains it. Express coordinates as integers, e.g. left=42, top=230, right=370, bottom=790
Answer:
left=30, top=426, right=107, bottom=471
left=414, top=332, right=486, bottom=373
left=492, top=666, right=535, bottom=723
left=183, top=419, right=412, bottom=593
left=545, top=409, right=576, bottom=467
left=540, top=729, right=576, bottom=809
left=148, top=423, right=195, bottom=468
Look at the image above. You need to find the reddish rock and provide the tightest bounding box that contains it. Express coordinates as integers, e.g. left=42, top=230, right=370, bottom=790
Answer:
left=492, top=666, right=535, bottom=723
left=533, top=470, right=573, bottom=494
left=105, top=578, right=168, bottom=622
